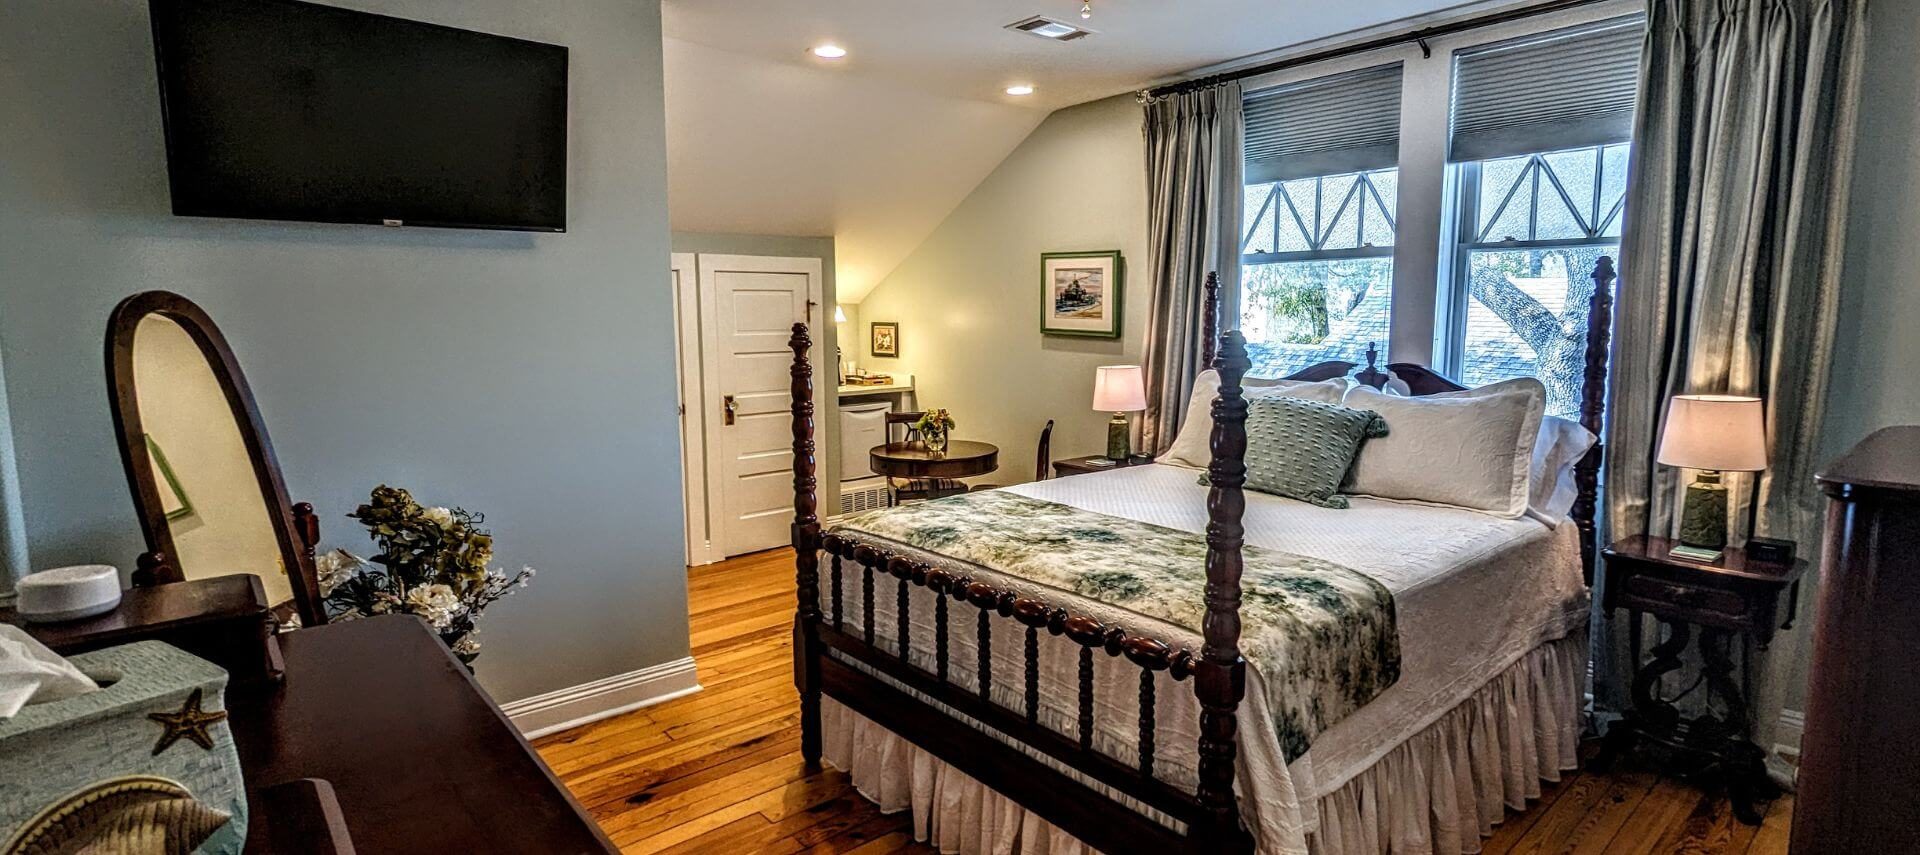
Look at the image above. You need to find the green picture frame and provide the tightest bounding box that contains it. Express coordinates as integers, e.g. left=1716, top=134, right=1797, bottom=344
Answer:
left=1040, top=250, right=1123, bottom=339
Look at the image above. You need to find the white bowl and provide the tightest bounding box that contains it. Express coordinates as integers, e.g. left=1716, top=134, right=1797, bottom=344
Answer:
left=17, top=565, right=123, bottom=623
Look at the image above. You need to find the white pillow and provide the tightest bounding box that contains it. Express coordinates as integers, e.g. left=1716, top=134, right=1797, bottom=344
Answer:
left=1343, top=377, right=1547, bottom=517
left=1159, top=371, right=1349, bottom=470
left=1527, top=415, right=1598, bottom=525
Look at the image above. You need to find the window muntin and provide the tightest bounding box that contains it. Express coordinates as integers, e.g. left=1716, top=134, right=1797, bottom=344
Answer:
left=1469, top=144, right=1629, bottom=244
left=1453, top=143, right=1627, bottom=416
left=1241, top=169, right=1396, bottom=378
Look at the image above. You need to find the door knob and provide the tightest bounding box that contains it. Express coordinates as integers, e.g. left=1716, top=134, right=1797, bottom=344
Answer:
left=723, top=394, right=737, bottom=426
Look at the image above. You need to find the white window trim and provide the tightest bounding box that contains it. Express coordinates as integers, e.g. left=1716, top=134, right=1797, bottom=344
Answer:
left=1238, top=0, right=1641, bottom=368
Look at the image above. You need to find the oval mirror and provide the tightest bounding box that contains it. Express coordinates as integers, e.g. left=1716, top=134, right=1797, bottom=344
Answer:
left=106, top=291, right=325, bottom=626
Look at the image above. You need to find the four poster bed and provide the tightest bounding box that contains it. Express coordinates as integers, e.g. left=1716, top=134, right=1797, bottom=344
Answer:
left=782, top=260, right=1617, bottom=854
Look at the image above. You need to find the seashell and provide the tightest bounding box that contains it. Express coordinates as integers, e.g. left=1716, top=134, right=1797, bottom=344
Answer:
left=3, top=775, right=230, bottom=855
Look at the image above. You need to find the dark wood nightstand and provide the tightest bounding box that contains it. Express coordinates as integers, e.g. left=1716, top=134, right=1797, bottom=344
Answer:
left=1051, top=454, right=1153, bottom=478
left=1592, top=534, right=1806, bottom=824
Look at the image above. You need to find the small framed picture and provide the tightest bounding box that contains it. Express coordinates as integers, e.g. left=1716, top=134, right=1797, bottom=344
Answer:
left=870, top=322, right=899, bottom=358
left=1041, top=250, right=1123, bottom=338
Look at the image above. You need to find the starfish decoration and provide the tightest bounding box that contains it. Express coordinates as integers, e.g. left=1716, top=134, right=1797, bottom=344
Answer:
left=147, top=688, right=228, bottom=755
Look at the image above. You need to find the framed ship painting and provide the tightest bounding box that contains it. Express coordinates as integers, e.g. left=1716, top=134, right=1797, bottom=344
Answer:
left=1041, top=251, right=1123, bottom=338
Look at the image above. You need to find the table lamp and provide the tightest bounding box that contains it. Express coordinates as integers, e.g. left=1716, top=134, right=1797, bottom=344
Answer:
left=1092, top=365, right=1147, bottom=461
left=1656, top=394, right=1767, bottom=561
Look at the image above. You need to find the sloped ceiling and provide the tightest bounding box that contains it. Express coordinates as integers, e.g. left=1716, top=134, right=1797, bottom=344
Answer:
left=663, top=0, right=1485, bottom=301
left=663, top=38, right=1045, bottom=301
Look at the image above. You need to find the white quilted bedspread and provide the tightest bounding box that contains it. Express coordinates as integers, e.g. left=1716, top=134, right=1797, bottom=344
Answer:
left=822, top=463, right=1588, bottom=851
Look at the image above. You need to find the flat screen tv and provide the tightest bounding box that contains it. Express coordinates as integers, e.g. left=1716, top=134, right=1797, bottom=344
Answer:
left=150, top=0, right=568, bottom=232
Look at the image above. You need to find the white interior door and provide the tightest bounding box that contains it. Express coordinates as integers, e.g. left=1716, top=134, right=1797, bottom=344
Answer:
left=699, top=254, right=824, bottom=557
left=670, top=253, right=719, bottom=566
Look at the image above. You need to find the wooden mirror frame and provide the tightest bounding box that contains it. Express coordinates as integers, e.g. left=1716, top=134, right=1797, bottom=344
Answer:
left=105, top=291, right=326, bottom=627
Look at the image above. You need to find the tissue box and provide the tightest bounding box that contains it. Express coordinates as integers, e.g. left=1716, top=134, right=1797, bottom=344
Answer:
left=0, top=641, right=246, bottom=853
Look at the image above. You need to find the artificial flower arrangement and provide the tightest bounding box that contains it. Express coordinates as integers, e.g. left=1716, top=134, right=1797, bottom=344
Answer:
left=914, top=408, right=957, bottom=451
left=315, top=485, right=534, bottom=664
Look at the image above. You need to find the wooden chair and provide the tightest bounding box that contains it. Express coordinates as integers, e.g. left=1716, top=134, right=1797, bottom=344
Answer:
left=1033, top=419, right=1055, bottom=481
left=969, top=419, right=1054, bottom=492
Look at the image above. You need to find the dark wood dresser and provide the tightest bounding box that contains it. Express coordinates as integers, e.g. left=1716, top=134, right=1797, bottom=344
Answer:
left=1793, top=426, right=1920, bottom=852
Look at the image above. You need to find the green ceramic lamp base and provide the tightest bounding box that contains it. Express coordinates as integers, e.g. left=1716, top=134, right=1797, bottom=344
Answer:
left=1106, top=413, right=1130, bottom=461
left=1677, top=470, right=1729, bottom=559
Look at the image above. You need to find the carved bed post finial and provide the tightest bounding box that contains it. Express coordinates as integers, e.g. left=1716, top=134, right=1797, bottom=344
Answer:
left=789, top=322, right=824, bottom=764
left=1201, top=272, right=1220, bottom=369
left=1572, top=257, right=1616, bottom=584
left=1354, top=341, right=1389, bottom=389
left=1196, top=329, right=1250, bottom=845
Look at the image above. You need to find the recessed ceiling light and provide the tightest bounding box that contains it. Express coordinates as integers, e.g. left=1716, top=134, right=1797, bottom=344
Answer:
left=811, top=44, right=847, bottom=59
left=1006, top=85, right=1035, bottom=96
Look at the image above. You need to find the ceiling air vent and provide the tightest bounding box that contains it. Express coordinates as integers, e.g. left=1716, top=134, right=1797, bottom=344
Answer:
left=1005, top=15, right=1095, bottom=41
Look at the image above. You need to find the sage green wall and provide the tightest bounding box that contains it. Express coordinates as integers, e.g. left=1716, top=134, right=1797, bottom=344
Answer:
left=1777, top=0, right=1920, bottom=717
left=856, top=95, right=1149, bottom=481
left=1825, top=0, right=1920, bottom=455
left=0, top=0, right=682, bottom=705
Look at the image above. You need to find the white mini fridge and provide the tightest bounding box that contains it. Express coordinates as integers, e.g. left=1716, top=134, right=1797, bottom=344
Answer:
left=839, top=400, right=893, bottom=513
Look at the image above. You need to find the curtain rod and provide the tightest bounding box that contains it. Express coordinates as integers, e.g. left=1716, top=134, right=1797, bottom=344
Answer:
left=1142, top=0, right=1616, bottom=99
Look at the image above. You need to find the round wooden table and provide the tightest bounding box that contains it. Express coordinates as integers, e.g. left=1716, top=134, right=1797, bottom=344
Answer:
left=869, top=439, right=1000, bottom=480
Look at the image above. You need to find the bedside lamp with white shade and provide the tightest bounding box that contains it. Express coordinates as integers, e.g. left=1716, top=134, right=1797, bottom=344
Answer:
left=1092, top=365, right=1147, bottom=461
left=1656, top=394, right=1768, bottom=561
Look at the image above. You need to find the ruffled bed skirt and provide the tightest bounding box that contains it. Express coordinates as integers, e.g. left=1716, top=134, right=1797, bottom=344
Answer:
left=821, top=630, right=1587, bottom=855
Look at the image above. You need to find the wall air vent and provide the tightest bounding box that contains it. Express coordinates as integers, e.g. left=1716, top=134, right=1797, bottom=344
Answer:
left=1005, top=16, right=1095, bottom=41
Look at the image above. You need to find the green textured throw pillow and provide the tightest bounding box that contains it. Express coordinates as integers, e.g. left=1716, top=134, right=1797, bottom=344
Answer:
left=1198, top=397, right=1388, bottom=508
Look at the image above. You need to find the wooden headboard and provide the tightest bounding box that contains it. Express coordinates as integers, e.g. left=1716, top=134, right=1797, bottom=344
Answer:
left=1196, top=259, right=1618, bottom=582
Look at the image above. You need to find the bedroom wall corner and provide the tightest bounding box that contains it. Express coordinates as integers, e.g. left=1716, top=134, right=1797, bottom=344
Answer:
left=855, top=94, right=1150, bottom=482
left=0, top=0, right=687, bottom=710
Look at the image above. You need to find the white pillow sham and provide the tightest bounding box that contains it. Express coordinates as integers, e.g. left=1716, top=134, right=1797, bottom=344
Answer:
left=1527, top=415, right=1598, bottom=525
left=1159, top=371, right=1349, bottom=470
left=1343, top=377, right=1547, bottom=518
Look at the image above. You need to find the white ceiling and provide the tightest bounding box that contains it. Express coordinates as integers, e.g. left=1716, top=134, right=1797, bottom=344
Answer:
left=662, top=0, right=1486, bottom=301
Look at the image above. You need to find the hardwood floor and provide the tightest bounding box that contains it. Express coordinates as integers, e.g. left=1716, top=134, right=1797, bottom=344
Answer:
left=535, top=547, right=1794, bottom=854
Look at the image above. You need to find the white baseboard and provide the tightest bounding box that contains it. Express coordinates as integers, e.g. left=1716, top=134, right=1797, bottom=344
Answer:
left=502, top=656, right=701, bottom=739
left=1768, top=708, right=1804, bottom=790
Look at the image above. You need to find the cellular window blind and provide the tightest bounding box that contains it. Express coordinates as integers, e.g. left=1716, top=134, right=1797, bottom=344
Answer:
left=1449, top=16, right=1647, bottom=163
left=1243, top=63, right=1403, bottom=184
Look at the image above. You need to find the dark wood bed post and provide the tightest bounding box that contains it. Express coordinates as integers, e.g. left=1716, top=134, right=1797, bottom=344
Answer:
left=1195, top=329, right=1251, bottom=846
left=1199, top=272, right=1220, bottom=369
left=790, top=322, right=824, bottom=766
left=1571, top=257, right=1616, bottom=584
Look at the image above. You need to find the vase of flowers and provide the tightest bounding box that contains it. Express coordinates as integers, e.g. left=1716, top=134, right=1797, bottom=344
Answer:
left=915, top=408, right=956, bottom=453
left=315, top=485, right=535, bottom=665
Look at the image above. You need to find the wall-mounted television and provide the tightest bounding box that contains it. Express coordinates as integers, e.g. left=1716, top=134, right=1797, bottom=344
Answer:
left=149, top=0, right=569, bottom=232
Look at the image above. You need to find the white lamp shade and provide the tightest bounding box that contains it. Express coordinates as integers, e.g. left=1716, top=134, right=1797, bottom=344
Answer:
left=833, top=305, right=848, bottom=323
left=1091, top=365, right=1147, bottom=412
left=1656, top=394, right=1768, bottom=472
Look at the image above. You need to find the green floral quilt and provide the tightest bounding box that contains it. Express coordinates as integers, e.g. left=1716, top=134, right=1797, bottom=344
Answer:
left=829, top=490, right=1399, bottom=761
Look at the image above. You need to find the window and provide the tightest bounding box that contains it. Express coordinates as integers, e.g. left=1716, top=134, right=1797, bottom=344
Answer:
left=1444, top=18, right=1644, bottom=416
left=1230, top=11, right=1644, bottom=387
left=1453, top=144, right=1628, bottom=415
left=1240, top=65, right=1402, bottom=378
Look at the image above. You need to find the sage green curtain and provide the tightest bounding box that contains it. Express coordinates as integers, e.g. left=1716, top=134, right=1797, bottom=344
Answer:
left=1602, top=0, right=1866, bottom=735
left=1140, top=82, right=1243, bottom=454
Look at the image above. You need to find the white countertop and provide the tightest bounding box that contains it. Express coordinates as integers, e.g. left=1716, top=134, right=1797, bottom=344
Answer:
left=838, top=375, right=913, bottom=397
